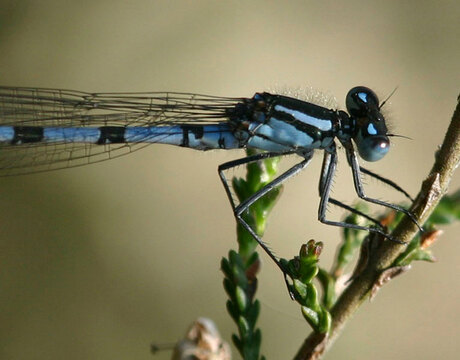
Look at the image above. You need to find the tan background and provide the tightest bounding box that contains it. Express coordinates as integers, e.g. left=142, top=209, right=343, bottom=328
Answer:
left=0, top=1, right=459, bottom=359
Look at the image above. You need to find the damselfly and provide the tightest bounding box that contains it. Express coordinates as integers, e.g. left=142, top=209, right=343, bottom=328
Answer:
left=0, top=86, right=421, bottom=273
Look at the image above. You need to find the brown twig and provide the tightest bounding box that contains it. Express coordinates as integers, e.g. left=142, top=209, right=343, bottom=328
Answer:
left=294, top=94, right=460, bottom=360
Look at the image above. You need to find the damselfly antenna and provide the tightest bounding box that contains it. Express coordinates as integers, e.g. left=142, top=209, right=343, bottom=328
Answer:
left=379, top=86, right=398, bottom=109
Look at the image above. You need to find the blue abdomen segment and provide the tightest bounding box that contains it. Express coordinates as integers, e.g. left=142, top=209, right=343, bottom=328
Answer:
left=0, top=124, right=242, bottom=150
left=125, top=124, right=241, bottom=150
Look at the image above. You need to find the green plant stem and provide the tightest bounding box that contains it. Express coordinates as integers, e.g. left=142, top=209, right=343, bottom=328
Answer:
left=294, top=95, right=460, bottom=360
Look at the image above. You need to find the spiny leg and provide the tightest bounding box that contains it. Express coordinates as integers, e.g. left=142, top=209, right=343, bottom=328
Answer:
left=359, top=166, right=414, bottom=202
left=318, top=146, right=403, bottom=243
left=218, top=151, right=293, bottom=210
left=328, top=198, right=383, bottom=226
left=218, top=151, right=312, bottom=295
left=319, top=149, right=385, bottom=228
left=344, top=142, right=423, bottom=232
left=219, top=152, right=311, bottom=268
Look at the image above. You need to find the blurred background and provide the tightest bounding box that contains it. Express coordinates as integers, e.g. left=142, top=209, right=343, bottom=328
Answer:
left=0, top=1, right=458, bottom=359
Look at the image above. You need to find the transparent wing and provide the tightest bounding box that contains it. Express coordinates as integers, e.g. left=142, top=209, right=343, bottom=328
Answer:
left=0, top=86, right=241, bottom=176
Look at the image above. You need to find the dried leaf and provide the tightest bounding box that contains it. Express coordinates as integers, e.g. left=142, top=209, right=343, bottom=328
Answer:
left=420, top=229, right=443, bottom=250
left=172, top=318, right=231, bottom=360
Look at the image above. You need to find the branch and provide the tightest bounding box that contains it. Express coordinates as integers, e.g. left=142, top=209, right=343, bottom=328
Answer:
left=294, top=94, right=460, bottom=360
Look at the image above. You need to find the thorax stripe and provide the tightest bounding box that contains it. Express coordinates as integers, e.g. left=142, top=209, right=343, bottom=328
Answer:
left=274, top=104, right=333, bottom=131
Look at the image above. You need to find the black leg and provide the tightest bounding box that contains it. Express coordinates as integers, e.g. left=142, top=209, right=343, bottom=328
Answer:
left=218, top=151, right=294, bottom=210
left=218, top=151, right=311, bottom=271
left=344, top=143, right=423, bottom=232
left=359, top=166, right=414, bottom=201
left=319, top=149, right=384, bottom=227
left=328, top=198, right=383, bottom=226
left=317, top=147, right=403, bottom=243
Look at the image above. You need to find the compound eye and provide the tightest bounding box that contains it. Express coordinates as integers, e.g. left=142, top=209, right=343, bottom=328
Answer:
left=346, top=86, right=380, bottom=117
left=356, top=136, right=389, bottom=162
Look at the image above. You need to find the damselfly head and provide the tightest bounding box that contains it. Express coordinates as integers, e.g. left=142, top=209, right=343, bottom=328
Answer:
left=346, top=86, right=390, bottom=162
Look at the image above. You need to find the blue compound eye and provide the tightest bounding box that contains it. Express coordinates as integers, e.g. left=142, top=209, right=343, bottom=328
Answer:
left=346, top=86, right=380, bottom=117
left=355, top=135, right=389, bottom=162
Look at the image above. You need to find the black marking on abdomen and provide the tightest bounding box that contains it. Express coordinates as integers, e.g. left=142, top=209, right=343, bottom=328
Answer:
left=180, top=125, right=204, bottom=147
left=218, top=136, right=226, bottom=149
left=98, top=126, right=126, bottom=144
left=12, top=126, right=44, bottom=144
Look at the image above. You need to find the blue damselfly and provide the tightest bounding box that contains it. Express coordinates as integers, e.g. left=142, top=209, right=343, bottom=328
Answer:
left=0, top=86, right=421, bottom=275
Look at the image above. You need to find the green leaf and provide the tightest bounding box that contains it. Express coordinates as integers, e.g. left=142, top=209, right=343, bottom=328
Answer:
left=220, top=257, right=232, bottom=277
left=305, top=284, right=320, bottom=312
left=223, top=278, right=234, bottom=298
left=238, top=316, right=250, bottom=338
left=224, top=150, right=281, bottom=360
left=334, top=203, right=371, bottom=277
left=427, top=190, right=460, bottom=225
left=293, top=279, right=308, bottom=299
left=246, top=300, right=261, bottom=327
left=301, top=306, right=319, bottom=327
left=318, top=308, right=332, bottom=334
left=226, top=300, right=239, bottom=323
left=232, top=333, right=243, bottom=352
left=317, top=267, right=336, bottom=310
left=236, top=286, right=248, bottom=312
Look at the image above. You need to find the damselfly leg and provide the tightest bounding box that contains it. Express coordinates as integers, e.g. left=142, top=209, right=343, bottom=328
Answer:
left=318, top=145, right=404, bottom=243
left=218, top=151, right=310, bottom=271
left=219, top=147, right=420, bottom=276
left=343, top=142, right=423, bottom=232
